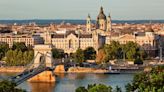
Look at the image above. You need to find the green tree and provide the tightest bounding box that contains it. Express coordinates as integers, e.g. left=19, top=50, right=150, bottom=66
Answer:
left=134, top=57, right=143, bottom=65
left=0, top=43, right=9, bottom=60
left=27, top=50, right=34, bottom=64
left=75, top=84, right=113, bottom=92
left=52, top=48, right=64, bottom=59
left=103, top=41, right=121, bottom=60
left=84, top=47, right=96, bottom=60
left=17, top=50, right=22, bottom=65
left=12, top=42, right=27, bottom=52
left=5, top=50, right=13, bottom=66
left=23, top=51, right=28, bottom=65
left=124, top=41, right=139, bottom=60
left=88, top=84, right=112, bottom=92
left=5, top=50, right=34, bottom=66
left=113, top=86, right=122, bottom=92
left=125, top=66, right=164, bottom=92
left=74, top=48, right=85, bottom=63
left=0, top=80, right=26, bottom=92
left=76, top=87, right=88, bottom=92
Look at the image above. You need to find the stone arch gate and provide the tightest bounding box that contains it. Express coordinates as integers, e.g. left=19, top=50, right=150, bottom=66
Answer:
left=33, top=45, right=53, bottom=68
left=28, top=44, right=55, bottom=82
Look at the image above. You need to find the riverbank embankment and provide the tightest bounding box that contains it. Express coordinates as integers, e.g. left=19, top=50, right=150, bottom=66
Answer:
left=67, top=67, right=108, bottom=73
left=0, top=65, right=143, bottom=74
left=0, top=67, right=25, bottom=73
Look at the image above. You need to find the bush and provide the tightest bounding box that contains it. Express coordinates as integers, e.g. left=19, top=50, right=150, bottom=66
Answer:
left=134, top=58, right=143, bottom=65
left=125, top=66, right=164, bottom=92
left=76, top=87, right=88, bottom=92
left=0, top=80, right=26, bottom=92
left=76, top=84, right=113, bottom=92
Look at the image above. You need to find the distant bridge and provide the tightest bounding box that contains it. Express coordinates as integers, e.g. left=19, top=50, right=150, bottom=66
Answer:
left=8, top=45, right=63, bottom=85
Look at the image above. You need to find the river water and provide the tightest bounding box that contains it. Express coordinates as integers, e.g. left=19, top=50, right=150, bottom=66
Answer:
left=0, top=73, right=134, bottom=92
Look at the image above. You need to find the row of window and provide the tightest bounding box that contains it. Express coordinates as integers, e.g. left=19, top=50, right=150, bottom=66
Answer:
left=52, top=39, right=93, bottom=42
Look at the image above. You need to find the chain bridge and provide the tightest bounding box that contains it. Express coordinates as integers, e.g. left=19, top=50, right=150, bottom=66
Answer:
left=9, top=45, right=63, bottom=85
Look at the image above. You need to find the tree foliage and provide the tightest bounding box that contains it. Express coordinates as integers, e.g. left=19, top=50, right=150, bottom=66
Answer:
left=12, top=42, right=28, bottom=52
left=84, top=47, right=96, bottom=60
left=134, top=57, right=143, bottom=65
left=74, top=48, right=85, bottom=63
left=97, top=41, right=147, bottom=63
left=0, top=43, right=9, bottom=60
left=5, top=49, right=34, bottom=66
left=0, top=80, right=26, bottom=92
left=75, top=84, right=113, bottom=92
left=52, top=48, right=64, bottom=59
left=96, top=49, right=107, bottom=63
left=125, top=66, right=164, bottom=92
left=0, top=42, right=34, bottom=66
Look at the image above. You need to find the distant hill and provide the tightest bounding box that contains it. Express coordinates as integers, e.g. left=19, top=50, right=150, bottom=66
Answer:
left=0, top=19, right=164, bottom=25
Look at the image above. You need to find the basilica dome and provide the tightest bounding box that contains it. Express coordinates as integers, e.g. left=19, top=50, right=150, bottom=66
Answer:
left=97, top=7, right=106, bottom=20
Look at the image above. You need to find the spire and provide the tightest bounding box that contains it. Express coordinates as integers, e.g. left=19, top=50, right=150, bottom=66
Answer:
left=108, top=13, right=111, bottom=18
left=97, top=6, right=106, bottom=20
left=100, top=6, right=104, bottom=14
left=88, top=14, right=90, bottom=18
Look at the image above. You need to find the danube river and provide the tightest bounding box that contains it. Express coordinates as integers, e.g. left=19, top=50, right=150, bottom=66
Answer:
left=0, top=73, right=134, bottom=92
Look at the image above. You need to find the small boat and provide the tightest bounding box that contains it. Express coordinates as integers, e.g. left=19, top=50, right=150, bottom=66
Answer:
left=104, top=70, right=120, bottom=74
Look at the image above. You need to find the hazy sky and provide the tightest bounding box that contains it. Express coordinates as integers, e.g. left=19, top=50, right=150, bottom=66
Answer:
left=0, top=0, right=164, bottom=20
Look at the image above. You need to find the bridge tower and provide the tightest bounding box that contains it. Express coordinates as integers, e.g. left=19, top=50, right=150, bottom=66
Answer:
left=33, top=45, right=53, bottom=68
left=28, top=44, right=55, bottom=83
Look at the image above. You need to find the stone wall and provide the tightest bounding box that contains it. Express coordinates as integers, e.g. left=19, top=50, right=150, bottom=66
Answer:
left=28, top=71, right=55, bottom=83
left=0, top=67, right=25, bottom=73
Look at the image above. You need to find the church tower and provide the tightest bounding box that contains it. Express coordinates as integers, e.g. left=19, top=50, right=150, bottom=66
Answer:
left=44, top=30, right=52, bottom=45
left=97, top=7, right=107, bottom=31
left=107, top=14, right=112, bottom=32
left=86, top=14, right=92, bottom=32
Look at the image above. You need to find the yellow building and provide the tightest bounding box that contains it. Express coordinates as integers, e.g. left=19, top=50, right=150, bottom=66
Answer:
left=105, top=29, right=157, bottom=56
left=44, top=30, right=103, bottom=54
left=0, top=34, right=43, bottom=47
left=43, top=7, right=158, bottom=56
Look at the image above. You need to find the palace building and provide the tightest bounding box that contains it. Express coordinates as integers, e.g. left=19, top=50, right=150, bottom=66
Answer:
left=42, top=7, right=111, bottom=54
left=0, top=34, right=43, bottom=47
left=42, top=7, right=159, bottom=56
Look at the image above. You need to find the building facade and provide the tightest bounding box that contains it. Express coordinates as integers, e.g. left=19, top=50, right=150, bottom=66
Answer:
left=42, top=7, right=158, bottom=56
left=0, top=34, right=43, bottom=47
left=44, top=30, right=104, bottom=54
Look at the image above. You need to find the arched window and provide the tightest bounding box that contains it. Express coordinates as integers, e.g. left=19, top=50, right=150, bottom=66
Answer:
left=69, top=39, right=73, bottom=48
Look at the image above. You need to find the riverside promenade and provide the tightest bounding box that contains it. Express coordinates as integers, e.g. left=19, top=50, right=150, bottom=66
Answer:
left=0, top=66, right=25, bottom=73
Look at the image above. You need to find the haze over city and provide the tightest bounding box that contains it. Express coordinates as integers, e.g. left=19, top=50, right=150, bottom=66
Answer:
left=0, top=0, right=164, bottom=92
left=0, top=0, right=164, bottom=20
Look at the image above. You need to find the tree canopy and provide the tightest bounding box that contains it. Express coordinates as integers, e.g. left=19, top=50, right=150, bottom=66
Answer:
left=0, top=43, right=9, bottom=60
left=5, top=49, right=34, bottom=66
left=75, top=84, right=112, bottom=92
left=125, top=65, right=164, bottom=92
left=74, top=48, right=85, bottom=63
left=0, top=42, right=34, bottom=66
left=84, top=47, right=96, bottom=60
left=0, top=80, right=25, bottom=92
left=12, top=42, right=28, bottom=52
left=96, top=41, right=147, bottom=63
left=52, top=48, right=64, bottom=59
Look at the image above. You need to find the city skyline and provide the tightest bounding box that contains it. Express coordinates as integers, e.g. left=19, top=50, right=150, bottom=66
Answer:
left=0, top=0, right=164, bottom=20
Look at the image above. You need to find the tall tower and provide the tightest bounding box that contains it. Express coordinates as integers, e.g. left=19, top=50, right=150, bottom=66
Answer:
left=86, top=14, right=92, bottom=32
left=97, top=7, right=107, bottom=31
left=107, top=14, right=112, bottom=32
left=44, top=30, right=52, bottom=45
